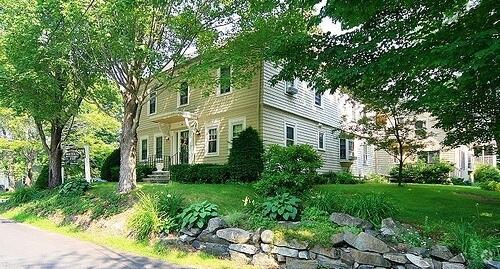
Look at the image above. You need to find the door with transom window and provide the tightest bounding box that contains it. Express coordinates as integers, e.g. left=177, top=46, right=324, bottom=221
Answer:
left=178, top=130, right=189, bottom=164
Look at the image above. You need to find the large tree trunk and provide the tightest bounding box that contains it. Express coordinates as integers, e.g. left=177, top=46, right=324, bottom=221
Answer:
left=118, top=94, right=140, bottom=193
left=48, top=124, right=63, bottom=188
left=25, top=158, right=34, bottom=186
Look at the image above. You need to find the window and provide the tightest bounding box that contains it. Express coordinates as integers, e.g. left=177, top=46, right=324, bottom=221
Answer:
left=179, top=82, right=189, bottom=106
left=340, top=138, right=347, bottom=159
left=314, top=91, right=322, bottom=107
left=285, top=80, right=295, bottom=91
left=318, top=131, right=325, bottom=150
left=206, top=127, right=219, bottom=155
left=140, top=138, right=148, bottom=161
left=229, top=117, right=246, bottom=144
left=418, top=150, right=440, bottom=164
left=363, top=143, right=368, bottom=165
left=415, top=120, right=426, bottom=130
left=467, top=153, right=472, bottom=170
left=149, top=90, right=157, bottom=115
left=460, top=150, right=466, bottom=170
left=219, top=66, right=231, bottom=94
left=348, top=140, right=354, bottom=158
left=285, top=123, right=296, bottom=146
left=155, top=136, right=163, bottom=159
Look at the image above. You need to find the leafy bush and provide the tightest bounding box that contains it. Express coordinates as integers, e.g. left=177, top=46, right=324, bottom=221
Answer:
left=473, top=164, right=500, bottom=183
left=341, top=193, right=398, bottom=225
left=178, top=201, right=218, bottom=229
left=170, top=164, right=230, bottom=183
left=479, top=181, right=500, bottom=192
left=137, top=164, right=154, bottom=181
left=58, top=180, right=90, bottom=196
left=255, top=144, right=323, bottom=196
left=332, top=171, right=360, bottom=184
left=451, top=177, right=471, bottom=186
left=128, top=193, right=162, bottom=240
left=100, top=148, right=120, bottom=182
left=9, top=187, right=41, bottom=204
left=228, top=127, right=264, bottom=182
left=34, top=165, right=49, bottom=189
left=365, top=173, right=390, bottom=184
left=389, top=161, right=453, bottom=184
left=301, top=207, right=329, bottom=222
left=261, top=193, right=301, bottom=221
left=158, top=192, right=185, bottom=218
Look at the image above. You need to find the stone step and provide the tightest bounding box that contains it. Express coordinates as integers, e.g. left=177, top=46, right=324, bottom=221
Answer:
left=142, top=176, right=169, bottom=183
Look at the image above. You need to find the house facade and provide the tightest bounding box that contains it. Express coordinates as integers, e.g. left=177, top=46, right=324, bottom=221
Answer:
left=136, top=62, right=375, bottom=175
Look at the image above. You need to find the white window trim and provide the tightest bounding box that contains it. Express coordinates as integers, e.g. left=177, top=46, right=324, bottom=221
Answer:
left=153, top=134, right=164, bottom=160
left=284, top=79, right=298, bottom=97
left=148, top=90, right=157, bottom=115
left=217, top=66, right=232, bottom=96
left=314, top=90, right=323, bottom=108
left=139, top=136, right=149, bottom=161
left=317, top=131, right=325, bottom=151
left=177, top=82, right=190, bottom=107
left=228, top=117, right=247, bottom=146
left=205, top=124, right=220, bottom=156
left=284, top=121, right=297, bottom=146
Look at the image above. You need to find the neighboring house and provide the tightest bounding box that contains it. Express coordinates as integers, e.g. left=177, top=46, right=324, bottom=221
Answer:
left=136, top=62, right=375, bottom=175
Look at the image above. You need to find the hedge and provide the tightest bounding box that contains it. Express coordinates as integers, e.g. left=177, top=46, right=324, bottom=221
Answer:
left=170, top=164, right=230, bottom=183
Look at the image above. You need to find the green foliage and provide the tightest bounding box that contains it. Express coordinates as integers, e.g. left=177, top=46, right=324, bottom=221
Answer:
left=341, top=193, right=398, bottom=226
left=301, top=207, right=329, bottom=222
left=389, top=161, right=454, bottom=184
left=479, top=181, right=500, bottom=192
left=395, top=226, right=432, bottom=248
left=128, top=193, right=162, bottom=241
left=58, top=180, right=90, bottom=196
left=228, top=127, right=264, bottom=182
left=303, top=191, right=342, bottom=214
left=473, top=164, right=500, bottom=183
left=9, top=187, right=41, bottom=205
left=255, top=144, right=323, bottom=196
left=170, top=164, right=230, bottom=184
left=34, top=165, right=49, bottom=189
left=365, top=174, right=390, bottom=184
left=136, top=164, right=154, bottom=181
left=157, top=192, right=185, bottom=219
left=100, top=148, right=120, bottom=182
left=178, top=201, right=219, bottom=229
left=261, top=193, right=301, bottom=221
left=223, top=211, right=276, bottom=231
left=332, top=171, right=360, bottom=184
left=451, top=177, right=471, bottom=186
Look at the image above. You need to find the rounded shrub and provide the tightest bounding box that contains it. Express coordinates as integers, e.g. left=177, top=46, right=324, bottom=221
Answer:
left=34, top=164, right=49, bottom=189
left=473, top=164, right=500, bottom=183
left=261, top=193, right=301, bottom=221
left=59, top=180, right=90, bottom=196
left=9, top=187, right=41, bottom=204
left=100, top=148, right=120, bottom=182
left=228, top=127, right=264, bottom=182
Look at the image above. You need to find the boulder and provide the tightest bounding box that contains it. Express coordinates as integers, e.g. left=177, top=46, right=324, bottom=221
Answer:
left=309, top=245, right=340, bottom=259
left=316, top=254, right=351, bottom=269
left=406, top=254, right=431, bottom=269
left=197, top=230, right=229, bottom=244
left=274, top=238, right=308, bottom=250
left=442, top=262, right=466, bottom=269
left=380, top=218, right=400, bottom=236
left=253, top=228, right=262, bottom=245
left=285, top=258, right=318, bottom=269
left=298, top=250, right=310, bottom=259
left=261, top=243, right=272, bottom=253
left=271, top=246, right=299, bottom=257
left=229, top=250, right=251, bottom=264
left=277, top=255, right=286, bottom=262
left=260, top=230, right=274, bottom=243
left=485, top=261, right=500, bottom=269
left=228, top=244, right=258, bottom=255
left=206, top=217, right=227, bottom=233
left=350, top=249, right=391, bottom=267
left=178, top=234, right=195, bottom=243
left=449, top=253, right=465, bottom=263
left=409, top=247, right=430, bottom=257
left=330, top=213, right=373, bottom=230
left=331, top=232, right=357, bottom=247
left=340, top=249, right=355, bottom=265
left=430, top=245, right=453, bottom=261
left=192, top=241, right=229, bottom=257
left=432, top=260, right=443, bottom=269
left=216, top=228, right=252, bottom=244
left=358, top=265, right=375, bottom=269
left=180, top=227, right=202, bottom=237
left=383, top=253, right=408, bottom=264
left=353, top=232, right=391, bottom=253
left=252, top=253, right=279, bottom=269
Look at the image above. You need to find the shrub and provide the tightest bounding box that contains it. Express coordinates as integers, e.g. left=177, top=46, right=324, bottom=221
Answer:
left=128, top=193, right=162, bottom=240
left=301, top=207, right=329, bottom=222
left=451, top=177, right=471, bottom=186
left=34, top=165, right=49, bottom=189
left=100, top=148, right=120, bottom=182
left=261, top=193, right=301, bottom=221
left=341, top=193, right=398, bottom=225
left=479, top=181, right=500, bottom=192
left=170, top=164, right=230, bottom=183
left=365, top=173, right=390, bottom=184
left=178, top=201, right=218, bottom=229
left=157, top=192, right=185, bottom=218
left=9, top=187, right=41, bottom=204
left=228, top=127, right=264, bottom=182
left=303, top=191, right=342, bottom=214
left=473, top=164, right=500, bottom=183
left=331, top=171, right=360, bottom=184
left=255, top=144, right=323, bottom=196
left=58, top=180, right=90, bottom=196
left=389, top=161, right=453, bottom=184
left=137, top=164, right=154, bottom=181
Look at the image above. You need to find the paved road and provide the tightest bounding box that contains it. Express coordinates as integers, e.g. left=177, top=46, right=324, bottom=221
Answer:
left=0, top=218, right=187, bottom=269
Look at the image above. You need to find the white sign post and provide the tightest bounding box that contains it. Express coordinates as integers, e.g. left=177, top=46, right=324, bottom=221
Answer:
left=84, top=145, right=91, bottom=183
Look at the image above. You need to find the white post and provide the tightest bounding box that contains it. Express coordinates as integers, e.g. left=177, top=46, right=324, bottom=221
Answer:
left=84, top=145, right=91, bottom=183
left=61, top=166, right=65, bottom=184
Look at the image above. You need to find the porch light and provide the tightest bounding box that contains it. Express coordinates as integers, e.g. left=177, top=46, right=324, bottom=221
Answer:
left=195, top=129, right=201, bottom=135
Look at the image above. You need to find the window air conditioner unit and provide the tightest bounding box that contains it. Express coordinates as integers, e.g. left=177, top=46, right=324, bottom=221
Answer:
left=286, top=86, right=298, bottom=95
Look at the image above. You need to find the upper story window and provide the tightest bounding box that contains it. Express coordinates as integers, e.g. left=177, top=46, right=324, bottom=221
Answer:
left=318, top=131, right=325, bottom=150
left=179, top=82, right=189, bottom=106
left=285, top=122, right=296, bottom=146
left=362, top=143, right=368, bottom=165
left=149, top=90, right=157, bottom=115
left=141, top=138, right=148, bottom=161
left=219, top=66, right=231, bottom=95
left=415, top=120, right=426, bottom=130
left=284, top=80, right=298, bottom=95
left=314, top=90, right=322, bottom=107
left=206, top=126, right=219, bottom=155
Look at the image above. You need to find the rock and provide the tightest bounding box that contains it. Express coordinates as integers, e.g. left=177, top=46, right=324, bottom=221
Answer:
left=179, top=234, right=195, bottom=243
left=394, top=265, right=405, bottom=269
left=216, top=228, right=252, bottom=244
left=285, top=257, right=318, bottom=269
left=353, top=232, right=391, bottom=253
left=350, top=249, right=391, bottom=267
left=316, top=255, right=351, bottom=269
left=340, top=249, right=354, bottom=265
left=229, top=250, right=251, bottom=264
left=274, top=238, right=308, bottom=250
left=358, top=265, right=375, bottom=269
left=406, top=254, right=431, bottom=269
left=261, top=243, right=272, bottom=253
left=430, top=245, right=453, bottom=261
left=197, top=230, right=230, bottom=244
left=298, top=250, right=310, bottom=259
left=406, top=264, right=422, bottom=269
left=380, top=218, right=400, bottom=236
left=261, top=230, right=274, bottom=243
left=206, top=217, right=227, bottom=233
left=271, top=246, right=299, bottom=258
left=432, top=260, right=443, bottom=269
left=180, top=227, right=202, bottom=237
left=331, top=232, right=357, bottom=247
left=192, top=241, right=230, bottom=257
left=448, top=253, right=465, bottom=263
left=253, top=228, right=262, bottom=245
left=486, top=261, right=500, bottom=269
left=228, top=244, right=258, bottom=255
left=383, top=253, right=408, bottom=264
left=310, top=245, right=340, bottom=259
left=409, top=247, right=430, bottom=257
left=330, top=212, right=373, bottom=230
left=442, top=263, right=466, bottom=269
left=252, top=253, right=279, bottom=269
left=159, top=235, right=179, bottom=245
left=277, top=255, right=286, bottom=262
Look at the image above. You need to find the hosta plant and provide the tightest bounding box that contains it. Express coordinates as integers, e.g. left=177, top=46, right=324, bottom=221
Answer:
left=179, top=201, right=219, bottom=229
left=58, top=180, right=90, bottom=196
left=262, top=193, right=301, bottom=221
